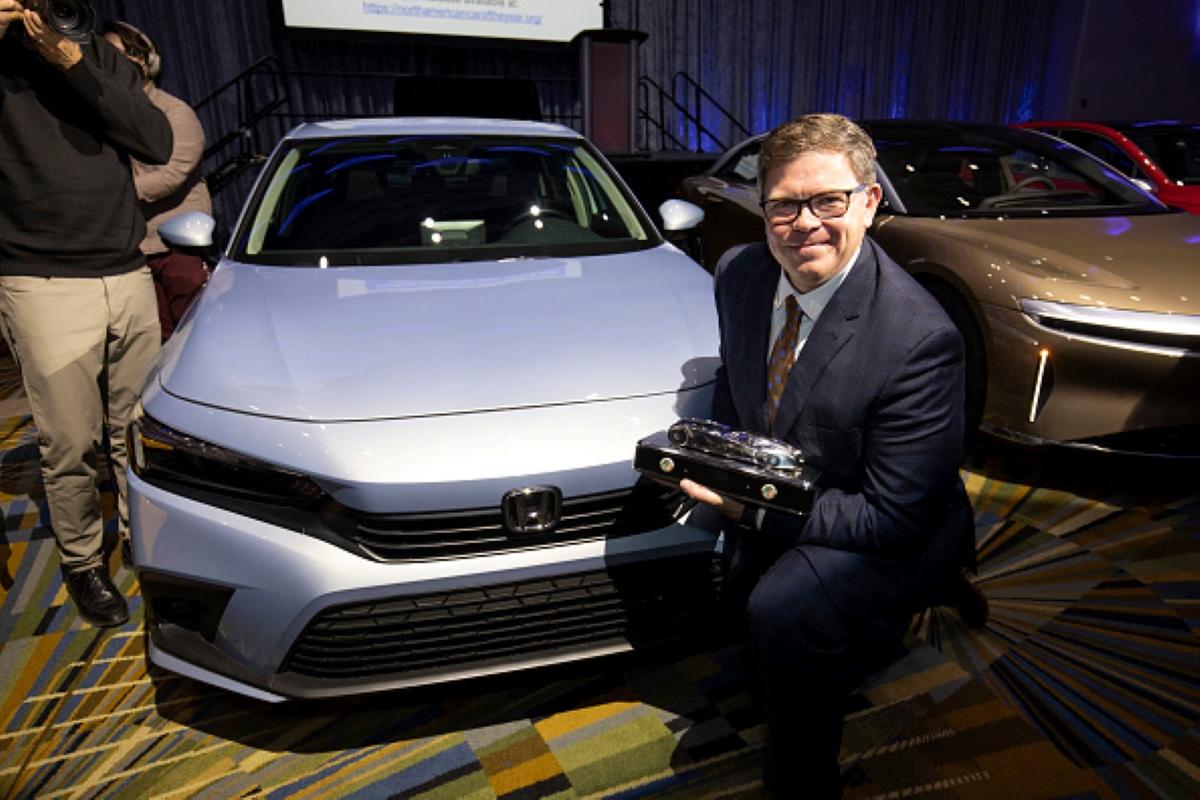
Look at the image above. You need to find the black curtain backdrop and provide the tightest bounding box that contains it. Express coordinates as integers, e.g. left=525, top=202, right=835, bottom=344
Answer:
left=86, top=0, right=1063, bottom=221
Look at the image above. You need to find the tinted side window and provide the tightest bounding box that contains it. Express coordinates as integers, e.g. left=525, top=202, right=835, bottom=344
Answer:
left=717, top=143, right=760, bottom=183
left=1058, top=130, right=1138, bottom=177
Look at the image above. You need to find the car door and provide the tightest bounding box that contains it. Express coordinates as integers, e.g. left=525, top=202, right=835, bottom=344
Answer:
left=687, top=139, right=767, bottom=271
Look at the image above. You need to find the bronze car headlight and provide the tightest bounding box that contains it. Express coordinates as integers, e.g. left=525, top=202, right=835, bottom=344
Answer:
left=129, top=412, right=324, bottom=506
left=1019, top=298, right=1200, bottom=351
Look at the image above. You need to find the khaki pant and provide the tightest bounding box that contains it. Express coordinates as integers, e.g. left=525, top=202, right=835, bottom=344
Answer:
left=0, top=269, right=160, bottom=573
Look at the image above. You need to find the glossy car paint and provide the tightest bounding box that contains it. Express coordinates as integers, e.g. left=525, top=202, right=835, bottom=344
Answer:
left=677, top=123, right=1200, bottom=454
left=1017, top=121, right=1200, bottom=214
left=130, top=118, right=722, bottom=701
left=871, top=212, right=1200, bottom=445
left=161, top=252, right=719, bottom=421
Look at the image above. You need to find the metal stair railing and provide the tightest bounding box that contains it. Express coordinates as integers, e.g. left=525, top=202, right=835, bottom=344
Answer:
left=637, top=76, right=693, bottom=151
left=636, top=72, right=750, bottom=153
left=672, top=71, right=751, bottom=150
left=195, top=55, right=290, bottom=195
left=637, top=75, right=733, bottom=153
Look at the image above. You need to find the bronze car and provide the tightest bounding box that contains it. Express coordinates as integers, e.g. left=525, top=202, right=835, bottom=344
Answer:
left=678, top=121, right=1200, bottom=456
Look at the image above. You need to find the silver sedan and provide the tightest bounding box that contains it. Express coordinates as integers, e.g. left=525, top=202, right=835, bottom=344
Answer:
left=129, top=118, right=720, bottom=701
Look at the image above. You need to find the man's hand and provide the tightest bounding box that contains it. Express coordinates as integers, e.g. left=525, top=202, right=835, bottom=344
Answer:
left=0, top=1, right=25, bottom=39
left=21, top=10, right=82, bottom=71
left=679, top=478, right=747, bottom=522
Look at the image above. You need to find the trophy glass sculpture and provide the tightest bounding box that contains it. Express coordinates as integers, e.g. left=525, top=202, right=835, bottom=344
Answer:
left=635, top=419, right=820, bottom=515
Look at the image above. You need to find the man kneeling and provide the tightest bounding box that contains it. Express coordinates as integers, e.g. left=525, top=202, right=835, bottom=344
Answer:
left=680, top=113, right=979, bottom=797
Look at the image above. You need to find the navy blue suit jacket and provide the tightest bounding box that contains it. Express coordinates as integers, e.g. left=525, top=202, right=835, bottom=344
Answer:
left=713, top=240, right=975, bottom=618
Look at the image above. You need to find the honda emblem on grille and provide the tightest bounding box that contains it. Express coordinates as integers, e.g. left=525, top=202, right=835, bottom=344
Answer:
left=502, top=486, right=562, bottom=534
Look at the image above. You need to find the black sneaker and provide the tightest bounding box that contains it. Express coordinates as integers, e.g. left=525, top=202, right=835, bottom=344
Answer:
left=64, top=567, right=130, bottom=627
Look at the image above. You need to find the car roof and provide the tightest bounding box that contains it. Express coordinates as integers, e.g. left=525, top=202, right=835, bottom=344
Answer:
left=285, top=117, right=582, bottom=141
left=859, top=119, right=1020, bottom=135
left=1022, top=120, right=1199, bottom=131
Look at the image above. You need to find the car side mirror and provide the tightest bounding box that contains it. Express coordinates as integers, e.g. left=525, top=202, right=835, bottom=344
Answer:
left=658, top=199, right=705, bottom=232
left=159, top=211, right=216, bottom=248
left=159, top=211, right=219, bottom=265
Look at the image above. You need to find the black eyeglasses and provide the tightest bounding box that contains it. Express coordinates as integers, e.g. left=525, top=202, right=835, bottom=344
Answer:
left=759, top=184, right=868, bottom=224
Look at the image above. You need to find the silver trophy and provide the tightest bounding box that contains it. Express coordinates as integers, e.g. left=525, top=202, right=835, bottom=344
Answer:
left=635, top=419, right=820, bottom=515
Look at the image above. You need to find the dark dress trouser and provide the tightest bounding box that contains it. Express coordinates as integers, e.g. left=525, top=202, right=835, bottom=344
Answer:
left=729, top=529, right=912, bottom=797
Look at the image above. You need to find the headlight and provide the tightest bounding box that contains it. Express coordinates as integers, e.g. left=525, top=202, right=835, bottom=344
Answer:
left=129, top=412, right=325, bottom=507
left=1019, top=299, right=1200, bottom=351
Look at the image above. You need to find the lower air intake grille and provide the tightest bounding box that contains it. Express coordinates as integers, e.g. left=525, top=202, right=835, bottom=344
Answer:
left=281, top=555, right=723, bottom=680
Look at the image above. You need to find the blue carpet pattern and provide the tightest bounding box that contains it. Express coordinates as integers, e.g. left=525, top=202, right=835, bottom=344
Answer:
left=1, top=350, right=1198, bottom=798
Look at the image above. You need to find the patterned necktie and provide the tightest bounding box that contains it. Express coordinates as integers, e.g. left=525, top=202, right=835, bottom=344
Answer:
left=766, top=295, right=802, bottom=426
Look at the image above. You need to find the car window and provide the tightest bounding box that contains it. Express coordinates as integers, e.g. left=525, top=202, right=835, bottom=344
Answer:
left=716, top=142, right=760, bottom=184
left=1055, top=130, right=1140, bottom=177
left=869, top=126, right=1164, bottom=217
left=234, top=135, right=655, bottom=265
left=1119, top=125, right=1200, bottom=185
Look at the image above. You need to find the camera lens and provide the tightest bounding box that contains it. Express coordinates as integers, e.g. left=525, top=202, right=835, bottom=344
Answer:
left=43, top=0, right=95, bottom=42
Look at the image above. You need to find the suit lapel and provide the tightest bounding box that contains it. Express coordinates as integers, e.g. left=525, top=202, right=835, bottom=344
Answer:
left=769, top=242, right=878, bottom=437
left=737, top=257, right=776, bottom=433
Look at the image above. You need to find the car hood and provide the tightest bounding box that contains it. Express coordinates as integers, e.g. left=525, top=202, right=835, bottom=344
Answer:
left=877, top=211, right=1200, bottom=312
left=157, top=247, right=719, bottom=421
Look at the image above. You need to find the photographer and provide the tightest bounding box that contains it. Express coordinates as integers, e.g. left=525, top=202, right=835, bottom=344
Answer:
left=0, top=1, right=171, bottom=626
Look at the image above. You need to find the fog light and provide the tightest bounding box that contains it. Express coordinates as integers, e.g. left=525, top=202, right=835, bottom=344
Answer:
left=139, top=571, right=234, bottom=642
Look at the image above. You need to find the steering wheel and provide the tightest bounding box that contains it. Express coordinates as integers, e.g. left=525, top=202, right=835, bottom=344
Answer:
left=1012, top=175, right=1056, bottom=192
left=501, top=207, right=575, bottom=236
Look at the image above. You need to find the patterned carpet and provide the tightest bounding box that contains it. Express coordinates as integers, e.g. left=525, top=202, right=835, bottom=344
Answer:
left=1, top=349, right=1198, bottom=799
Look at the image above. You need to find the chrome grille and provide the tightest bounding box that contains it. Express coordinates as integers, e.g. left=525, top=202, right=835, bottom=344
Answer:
left=343, top=482, right=689, bottom=560
left=281, top=555, right=724, bottom=680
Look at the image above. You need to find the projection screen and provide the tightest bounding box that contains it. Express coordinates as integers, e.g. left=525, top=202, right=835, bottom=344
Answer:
left=280, top=0, right=604, bottom=43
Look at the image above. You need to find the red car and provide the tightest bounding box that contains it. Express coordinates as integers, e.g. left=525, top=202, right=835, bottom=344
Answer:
left=1017, top=120, right=1200, bottom=214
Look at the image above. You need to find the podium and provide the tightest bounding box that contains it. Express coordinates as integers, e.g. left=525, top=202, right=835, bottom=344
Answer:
left=575, top=29, right=648, bottom=154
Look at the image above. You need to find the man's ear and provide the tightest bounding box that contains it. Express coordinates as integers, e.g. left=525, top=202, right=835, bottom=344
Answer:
left=865, top=183, right=883, bottom=210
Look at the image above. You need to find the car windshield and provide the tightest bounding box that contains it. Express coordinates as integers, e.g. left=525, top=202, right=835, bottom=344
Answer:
left=233, top=134, right=654, bottom=265
left=1116, top=124, right=1200, bottom=185
left=868, top=126, right=1165, bottom=218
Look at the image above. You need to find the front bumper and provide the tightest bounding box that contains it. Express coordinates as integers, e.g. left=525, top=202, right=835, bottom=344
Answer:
left=981, top=304, right=1200, bottom=456
left=130, top=473, right=722, bottom=701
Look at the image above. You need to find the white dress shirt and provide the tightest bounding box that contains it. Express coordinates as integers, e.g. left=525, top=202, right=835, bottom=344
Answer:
left=766, top=242, right=862, bottom=367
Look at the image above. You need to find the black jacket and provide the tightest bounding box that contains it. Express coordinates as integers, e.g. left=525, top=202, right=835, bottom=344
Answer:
left=0, top=29, right=172, bottom=276
left=713, top=240, right=976, bottom=616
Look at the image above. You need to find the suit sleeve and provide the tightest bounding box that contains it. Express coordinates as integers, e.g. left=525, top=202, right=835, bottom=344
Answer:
left=710, top=246, right=744, bottom=427
left=58, top=38, right=172, bottom=165
left=765, top=324, right=966, bottom=557
left=133, top=97, right=205, bottom=202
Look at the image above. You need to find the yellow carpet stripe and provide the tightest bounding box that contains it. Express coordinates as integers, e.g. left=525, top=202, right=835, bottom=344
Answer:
left=33, top=738, right=251, bottom=799
left=22, top=676, right=182, bottom=704
left=0, top=633, right=66, bottom=726
left=0, top=708, right=304, bottom=778
left=535, top=701, right=638, bottom=741
left=489, top=750, right=563, bottom=795
left=578, top=742, right=756, bottom=799
left=62, top=655, right=143, bottom=669
left=145, top=756, right=242, bottom=800
left=1160, top=748, right=1200, bottom=783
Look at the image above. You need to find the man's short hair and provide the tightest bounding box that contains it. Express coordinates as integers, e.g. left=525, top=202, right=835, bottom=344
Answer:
left=757, top=113, right=877, bottom=191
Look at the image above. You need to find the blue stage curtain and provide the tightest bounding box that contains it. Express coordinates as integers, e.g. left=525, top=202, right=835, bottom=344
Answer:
left=612, top=0, right=1061, bottom=150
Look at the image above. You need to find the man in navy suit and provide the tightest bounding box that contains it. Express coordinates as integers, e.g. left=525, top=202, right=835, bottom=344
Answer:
left=681, top=114, right=978, bottom=796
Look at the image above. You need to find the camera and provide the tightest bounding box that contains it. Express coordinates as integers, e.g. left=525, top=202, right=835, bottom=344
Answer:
left=23, top=0, right=95, bottom=42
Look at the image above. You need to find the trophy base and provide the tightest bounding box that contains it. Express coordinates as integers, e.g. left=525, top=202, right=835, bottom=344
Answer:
left=634, top=431, right=819, bottom=516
